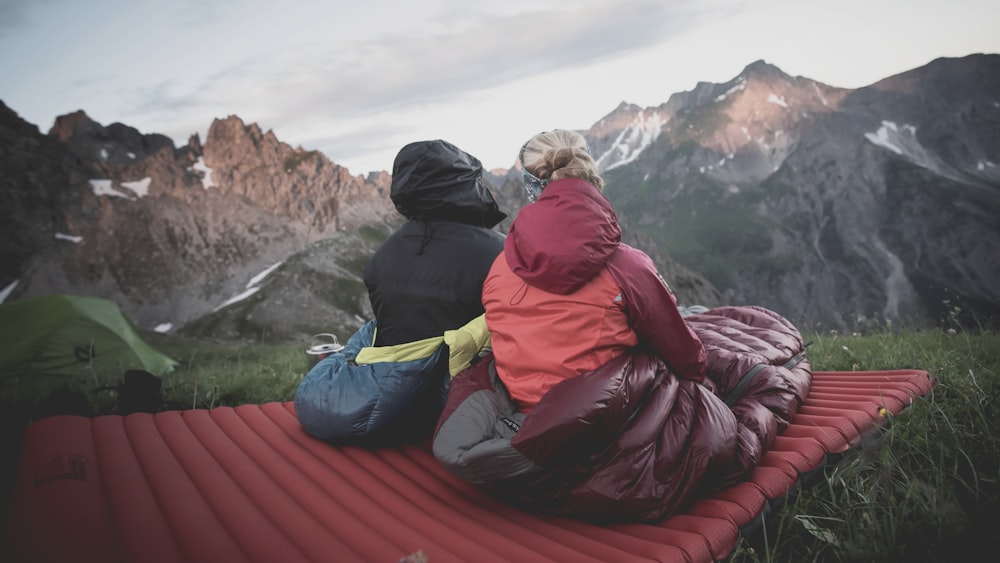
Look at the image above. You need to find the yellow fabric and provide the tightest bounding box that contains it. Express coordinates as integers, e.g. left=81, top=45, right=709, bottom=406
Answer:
left=353, top=315, right=492, bottom=377
left=355, top=336, right=443, bottom=364
left=443, top=314, right=491, bottom=376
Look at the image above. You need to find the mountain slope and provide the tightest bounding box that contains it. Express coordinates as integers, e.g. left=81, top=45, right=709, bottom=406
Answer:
left=589, top=54, right=1000, bottom=330
left=3, top=54, right=995, bottom=337
left=0, top=105, right=399, bottom=336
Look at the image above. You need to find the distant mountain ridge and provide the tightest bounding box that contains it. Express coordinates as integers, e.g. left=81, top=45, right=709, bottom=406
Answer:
left=1, top=53, right=997, bottom=339
left=0, top=100, right=719, bottom=341
left=584, top=54, right=1000, bottom=330
left=0, top=104, right=399, bottom=339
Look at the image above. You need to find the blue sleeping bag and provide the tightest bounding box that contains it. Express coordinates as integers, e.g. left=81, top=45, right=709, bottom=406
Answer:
left=294, top=320, right=451, bottom=445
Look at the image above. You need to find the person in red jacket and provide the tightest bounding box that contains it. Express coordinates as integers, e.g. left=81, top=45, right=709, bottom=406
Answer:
left=483, top=129, right=707, bottom=412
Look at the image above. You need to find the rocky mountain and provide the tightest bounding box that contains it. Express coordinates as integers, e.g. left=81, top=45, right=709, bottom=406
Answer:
left=0, top=102, right=719, bottom=342
left=586, top=54, right=1000, bottom=331
left=0, top=103, right=400, bottom=339
left=2, top=53, right=996, bottom=340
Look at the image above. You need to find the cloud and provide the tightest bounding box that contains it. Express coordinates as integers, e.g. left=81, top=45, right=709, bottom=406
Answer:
left=301, top=125, right=418, bottom=172
left=21, top=0, right=993, bottom=176
left=92, top=1, right=736, bottom=154
left=248, top=2, right=737, bottom=122
left=0, top=0, right=52, bottom=37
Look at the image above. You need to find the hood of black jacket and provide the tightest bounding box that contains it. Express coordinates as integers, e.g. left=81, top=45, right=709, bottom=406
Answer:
left=390, top=139, right=507, bottom=228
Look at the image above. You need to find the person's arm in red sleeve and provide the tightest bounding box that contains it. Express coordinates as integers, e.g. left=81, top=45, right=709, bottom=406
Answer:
left=606, top=245, right=707, bottom=382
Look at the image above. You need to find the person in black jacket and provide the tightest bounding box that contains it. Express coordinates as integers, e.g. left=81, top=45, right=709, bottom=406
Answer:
left=364, top=139, right=506, bottom=347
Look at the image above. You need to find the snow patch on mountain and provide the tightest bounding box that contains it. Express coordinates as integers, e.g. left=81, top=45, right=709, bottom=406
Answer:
left=213, top=260, right=284, bottom=313
left=89, top=179, right=132, bottom=199
left=863, top=120, right=966, bottom=181
left=596, top=111, right=666, bottom=172
left=767, top=94, right=788, bottom=108
left=247, top=260, right=284, bottom=288
left=715, top=78, right=747, bottom=102
left=89, top=178, right=151, bottom=199
left=190, top=156, right=216, bottom=189
left=121, top=177, right=152, bottom=197
left=0, top=280, right=18, bottom=304
left=812, top=83, right=829, bottom=107
left=55, top=232, right=83, bottom=243
left=213, top=287, right=260, bottom=312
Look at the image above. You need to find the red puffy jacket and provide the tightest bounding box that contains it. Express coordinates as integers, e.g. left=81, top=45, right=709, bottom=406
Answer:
left=433, top=305, right=812, bottom=522
left=483, top=177, right=706, bottom=411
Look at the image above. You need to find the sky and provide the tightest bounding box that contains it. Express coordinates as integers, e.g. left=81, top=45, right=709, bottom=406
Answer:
left=1, top=0, right=998, bottom=175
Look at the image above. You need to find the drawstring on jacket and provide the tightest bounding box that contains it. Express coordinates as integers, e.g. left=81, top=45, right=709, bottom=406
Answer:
left=509, top=282, right=528, bottom=305
left=416, top=219, right=436, bottom=255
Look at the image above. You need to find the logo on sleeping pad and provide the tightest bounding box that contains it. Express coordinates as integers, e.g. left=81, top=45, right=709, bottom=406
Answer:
left=500, top=416, right=521, bottom=432
left=33, top=453, right=89, bottom=487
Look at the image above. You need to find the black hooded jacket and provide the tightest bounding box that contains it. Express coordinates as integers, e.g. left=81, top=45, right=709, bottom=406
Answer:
left=364, top=140, right=506, bottom=346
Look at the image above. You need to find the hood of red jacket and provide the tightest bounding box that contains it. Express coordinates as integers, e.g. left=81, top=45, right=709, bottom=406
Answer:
left=504, top=178, right=621, bottom=294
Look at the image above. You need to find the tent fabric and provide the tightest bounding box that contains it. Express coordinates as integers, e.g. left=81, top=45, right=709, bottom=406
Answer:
left=3, top=369, right=933, bottom=563
left=0, top=294, right=177, bottom=379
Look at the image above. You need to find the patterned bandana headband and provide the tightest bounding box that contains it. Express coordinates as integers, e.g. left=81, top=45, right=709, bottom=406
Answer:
left=519, top=141, right=549, bottom=203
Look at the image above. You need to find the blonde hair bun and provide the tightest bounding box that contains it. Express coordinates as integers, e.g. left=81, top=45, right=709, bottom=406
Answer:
left=520, top=129, right=604, bottom=191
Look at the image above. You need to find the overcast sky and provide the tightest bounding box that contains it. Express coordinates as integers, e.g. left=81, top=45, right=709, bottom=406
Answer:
left=1, top=0, right=998, bottom=174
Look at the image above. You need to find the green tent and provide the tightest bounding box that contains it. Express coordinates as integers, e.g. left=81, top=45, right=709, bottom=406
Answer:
left=0, top=294, right=178, bottom=380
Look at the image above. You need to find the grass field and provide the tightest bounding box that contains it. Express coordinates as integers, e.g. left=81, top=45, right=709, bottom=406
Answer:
left=2, top=326, right=998, bottom=561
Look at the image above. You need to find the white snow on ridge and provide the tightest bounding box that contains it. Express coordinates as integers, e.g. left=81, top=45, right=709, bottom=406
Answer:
left=864, top=121, right=912, bottom=155
left=699, top=153, right=735, bottom=175
left=812, top=83, right=829, bottom=107
left=975, top=159, right=1000, bottom=181
left=597, top=111, right=665, bottom=171
left=100, top=148, right=109, bottom=160
left=212, top=260, right=285, bottom=313
left=0, top=280, right=18, bottom=304
left=247, top=260, right=284, bottom=289
left=89, top=179, right=131, bottom=199
left=154, top=323, right=173, bottom=334
left=715, top=78, right=747, bottom=102
left=121, top=177, right=152, bottom=197
left=213, top=286, right=261, bottom=312
left=190, top=156, right=216, bottom=189
left=55, top=232, right=83, bottom=243
left=864, top=120, right=965, bottom=180
left=767, top=94, right=788, bottom=108
left=88, top=178, right=151, bottom=199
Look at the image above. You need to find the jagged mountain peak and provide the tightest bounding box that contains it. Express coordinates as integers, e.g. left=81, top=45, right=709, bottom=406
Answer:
left=48, top=109, right=100, bottom=142
left=2, top=55, right=996, bottom=338
left=1, top=100, right=42, bottom=137
left=186, top=132, right=203, bottom=151
left=0, top=105, right=400, bottom=334
left=589, top=59, right=842, bottom=174
left=46, top=109, right=176, bottom=165
left=739, top=59, right=788, bottom=80
left=868, top=53, right=1000, bottom=100
left=592, top=54, right=1000, bottom=330
left=207, top=114, right=277, bottom=146
left=590, top=102, right=648, bottom=135
left=590, top=107, right=667, bottom=172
